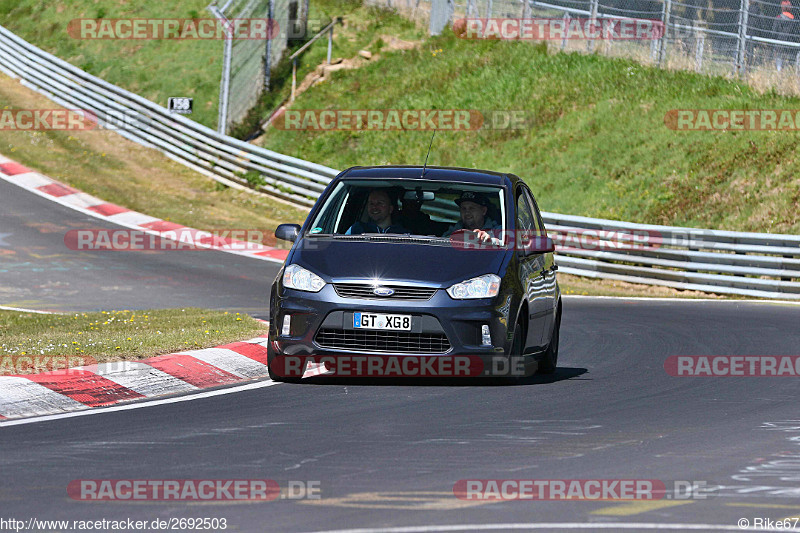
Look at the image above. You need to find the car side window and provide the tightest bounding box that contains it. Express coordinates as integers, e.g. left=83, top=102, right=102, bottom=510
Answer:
left=516, top=188, right=535, bottom=233
left=522, top=187, right=545, bottom=236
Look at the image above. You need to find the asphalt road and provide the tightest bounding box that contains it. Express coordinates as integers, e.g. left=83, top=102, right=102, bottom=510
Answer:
left=3, top=181, right=800, bottom=532
left=3, top=299, right=800, bottom=532
left=0, top=179, right=280, bottom=315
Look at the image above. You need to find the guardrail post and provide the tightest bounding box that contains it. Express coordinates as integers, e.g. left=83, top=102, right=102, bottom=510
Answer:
left=218, top=25, right=233, bottom=134
left=735, top=0, right=749, bottom=77
left=522, top=0, right=531, bottom=20
left=487, top=0, right=493, bottom=19
left=209, top=4, right=233, bottom=135
left=657, top=0, right=672, bottom=66
left=265, top=0, right=275, bottom=90
left=587, top=0, right=599, bottom=52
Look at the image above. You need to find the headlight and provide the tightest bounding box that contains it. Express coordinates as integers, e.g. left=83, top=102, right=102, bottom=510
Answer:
left=283, top=264, right=326, bottom=292
left=447, top=274, right=501, bottom=299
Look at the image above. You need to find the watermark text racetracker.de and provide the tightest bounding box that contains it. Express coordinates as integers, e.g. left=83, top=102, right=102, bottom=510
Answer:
left=270, top=109, right=530, bottom=131
left=446, top=228, right=662, bottom=252
left=67, top=18, right=278, bottom=40
left=453, top=479, right=708, bottom=500
left=0, top=108, right=163, bottom=132
left=0, top=109, right=96, bottom=131
left=666, top=356, right=800, bottom=377
left=67, top=479, right=321, bottom=501
left=0, top=355, right=95, bottom=376
left=453, top=17, right=663, bottom=40
left=67, top=17, right=335, bottom=40
left=665, top=109, right=800, bottom=131
left=64, top=229, right=272, bottom=252
left=270, top=354, right=533, bottom=378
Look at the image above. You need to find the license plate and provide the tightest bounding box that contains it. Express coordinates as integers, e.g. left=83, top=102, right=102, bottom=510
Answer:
left=354, top=312, right=412, bottom=330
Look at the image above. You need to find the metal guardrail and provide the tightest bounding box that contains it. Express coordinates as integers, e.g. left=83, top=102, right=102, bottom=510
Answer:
left=0, top=24, right=798, bottom=298
left=542, top=212, right=800, bottom=299
left=0, top=24, right=338, bottom=208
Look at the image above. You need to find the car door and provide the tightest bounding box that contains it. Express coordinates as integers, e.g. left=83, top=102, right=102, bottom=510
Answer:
left=524, top=186, right=558, bottom=345
left=515, top=185, right=549, bottom=350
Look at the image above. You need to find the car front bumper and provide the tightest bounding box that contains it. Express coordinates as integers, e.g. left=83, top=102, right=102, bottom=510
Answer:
left=270, top=283, right=518, bottom=359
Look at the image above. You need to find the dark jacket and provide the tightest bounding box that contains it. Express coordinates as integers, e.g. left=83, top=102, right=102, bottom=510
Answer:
left=346, top=220, right=409, bottom=235
left=442, top=216, right=502, bottom=237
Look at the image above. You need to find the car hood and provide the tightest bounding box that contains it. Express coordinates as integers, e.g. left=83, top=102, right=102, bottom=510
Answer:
left=290, top=237, right=508, bottom=287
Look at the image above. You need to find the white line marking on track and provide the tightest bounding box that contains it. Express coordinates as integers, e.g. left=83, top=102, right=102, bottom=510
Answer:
left=300, top=523, right=794, bottom=533
left=0, top=378, right=282, bottom=428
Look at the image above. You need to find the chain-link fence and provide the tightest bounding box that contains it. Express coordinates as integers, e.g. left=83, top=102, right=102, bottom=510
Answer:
left=209, top=0, right=308, bottom=134
left=369, top=0, right=800, bottom=90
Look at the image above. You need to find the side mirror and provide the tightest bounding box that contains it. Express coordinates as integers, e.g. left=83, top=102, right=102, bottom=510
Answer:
left=519, top=236, right=555, bottom=255
left=275, top=224, right=301, bottom=242
left=531, top=236, right=556, bottom=253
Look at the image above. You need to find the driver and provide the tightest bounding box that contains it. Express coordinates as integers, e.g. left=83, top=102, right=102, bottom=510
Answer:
left=346, top=189, right=409, bottom=235
left=442, top=191, right=501, bottom=243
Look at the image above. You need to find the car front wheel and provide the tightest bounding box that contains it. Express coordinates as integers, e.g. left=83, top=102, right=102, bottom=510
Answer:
left=267, top=340, right=304, bottom=383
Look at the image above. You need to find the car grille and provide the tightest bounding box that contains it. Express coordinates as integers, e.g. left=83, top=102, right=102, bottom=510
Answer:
left=333, top=283, right=437, bottom=300
left=315, top=328, right=451, bottom=354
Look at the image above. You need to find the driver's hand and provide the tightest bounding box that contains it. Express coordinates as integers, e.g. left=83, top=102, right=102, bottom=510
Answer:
left=473, top=229, right=502, bottom=246
left=473, top=229, right=492, bottom=243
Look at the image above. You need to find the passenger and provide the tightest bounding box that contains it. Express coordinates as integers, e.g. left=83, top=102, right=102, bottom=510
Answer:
left=442, top=191, right=501, bottom=243
left=346, top=189, right=409, bottom=235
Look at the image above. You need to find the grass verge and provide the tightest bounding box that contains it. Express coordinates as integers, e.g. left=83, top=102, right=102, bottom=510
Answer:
left=0, top=0, right=222, bottom=129
left=0, top=308, right=267, bottom=366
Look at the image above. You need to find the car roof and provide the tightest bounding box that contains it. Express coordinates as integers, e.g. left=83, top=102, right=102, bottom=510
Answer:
left=338, top=166, right=515, bottom=186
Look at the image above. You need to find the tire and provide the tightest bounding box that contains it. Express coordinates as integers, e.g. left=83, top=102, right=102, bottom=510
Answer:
left=267, top=340, right=303, bottom=383
left=501, top=322, right=526, bottom=383
left=538, top=308, right=560, bottom=375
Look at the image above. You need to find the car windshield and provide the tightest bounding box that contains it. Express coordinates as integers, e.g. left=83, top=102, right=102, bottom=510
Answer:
left=307, top=179, right=506, bottom=240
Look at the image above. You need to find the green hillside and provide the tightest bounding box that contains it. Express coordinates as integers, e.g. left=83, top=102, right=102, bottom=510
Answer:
left=257, top=32, right=800, bottom=234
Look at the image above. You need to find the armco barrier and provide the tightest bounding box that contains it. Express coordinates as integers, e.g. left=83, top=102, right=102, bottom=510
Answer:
left=0, top=25, right=337, bottom=208
left=543, top=213, right=800, bottom=299
left=0, top=24, right=798, bottom=298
